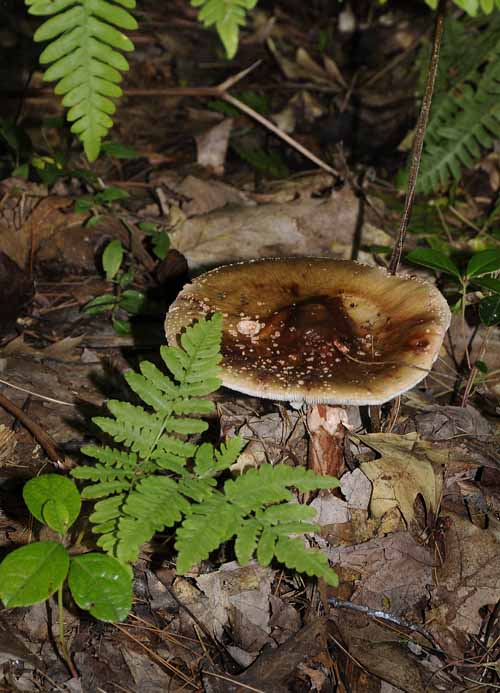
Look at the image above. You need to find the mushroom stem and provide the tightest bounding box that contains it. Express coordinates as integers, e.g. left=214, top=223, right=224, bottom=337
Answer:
left=306, top=404, right=350, bottom=479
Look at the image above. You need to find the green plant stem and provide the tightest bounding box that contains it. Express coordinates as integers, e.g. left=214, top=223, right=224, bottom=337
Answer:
left=57, top=585, right=78, bottom=679
left=389, top=0, right=447, bottom=275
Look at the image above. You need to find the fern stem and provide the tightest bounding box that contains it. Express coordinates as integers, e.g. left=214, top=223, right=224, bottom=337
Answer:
left=389, top=0, right=447, bottom=275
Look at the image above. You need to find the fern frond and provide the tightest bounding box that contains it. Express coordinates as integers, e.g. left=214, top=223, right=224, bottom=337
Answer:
left=74, top=314, right=339, bottom=588
left=274, top=537, right=338, bottom=586
left=176, top=463, right=338, bottom=583
left=25, top=0, right=137, bottom=161
left=79, top=445, right=137, bottom=468
left=223, top=464, right=339, bottom=513
left=190, top=0, right=258, bottom=59
left=418, top=59, right=500, bottom=193
left=413, top=14, right=500, bottom=193
left=175, top=496, right=242, bottom=574
left=113, top=477, right=191, bottom=562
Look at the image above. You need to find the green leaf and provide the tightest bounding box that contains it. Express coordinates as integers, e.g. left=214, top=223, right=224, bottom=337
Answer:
left=466, top=249, right=500, bottom=277
left=83, top=293, right=117, bottom=315
left=112, top=318, right=131, bottom=334
left=96, top=186, right=129, bottom=203
left=74, top=197, right=94, bottom=213
left=152, top=232, right=170, bottom=260
left=101, top=141, right=138, bottom=158
left=119, top=289, right=146, bottom=315
left=406, top=248, right=461, bottom=279
left=234, top=520, right=260, bottom=565
left=191, top=0, right=258, bottom=59
left=274, top=536, right=338, bottom=587
left=102, top=239, right=123, bottom=280
left=29, top=0, right=137, bottom=160
left=471, top=276, right=500, bottom=294
left=68, top=553, right=132, bottom=621
left=23, top=474, right=81, bottom=534
left=0, top=541, right=69, bottom=606
left=479, top=294, right=500, bottom=325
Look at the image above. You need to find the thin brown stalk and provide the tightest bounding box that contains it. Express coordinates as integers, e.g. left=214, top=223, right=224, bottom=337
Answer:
left=389, top=0, right=447, bottom=275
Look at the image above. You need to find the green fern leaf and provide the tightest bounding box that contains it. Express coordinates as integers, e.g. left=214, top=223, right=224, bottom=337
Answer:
left=176, top=496, right=241, bottom=573
left=25, top=0, right=137, bottom=160
left=410, top=14, right=500, bottom=193
left=113, top=477, right=190, bottom=562
left=234, top=519, right=261, bottom=565
left=256, top=526, right=276, bottom=566
left=191, top=0, right=258, bottom=59
left=275, top=537, right=338, bottom=587
left=79, top=445, right=137, bottom=468
left=224, top=465, right=339, bottom=513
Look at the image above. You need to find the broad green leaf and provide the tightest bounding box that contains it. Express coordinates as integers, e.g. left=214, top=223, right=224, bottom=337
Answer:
left=466, top=249, right=500, bottom=278
left=0, top=542, right=69, bottom=607
left=23, top=474, right=81, bottom=534
left=83, top=293, right=117, bottom=315
left=471, top=276, right=500, bottom=294
left=479, top=294, right=500, bottom=325
left=112, top=318, right=131, bottom=335
left=68, top=553, right=132, bottom=622
left=119, top=289, right=146, bottom=315
left=152, top=232, right=170, bottom=260
left=102, top=239, right=123, bottom=279
left=406, top=249, right=461, bottom=279
left=96, top=186, right=129, bottom=204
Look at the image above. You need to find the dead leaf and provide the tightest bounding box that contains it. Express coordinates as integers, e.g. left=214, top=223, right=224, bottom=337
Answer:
left=195, top=118, right=233, bottom=176
left=327, top=532, right=433, bottom=614
left=431, top=512, right=500, bottom=635
left=170, top=185, right=363, bottom=268
left=0, top=425, right=17, bottom=465
left=195, top=561, right=274, bottom=650
left=360, top=432, right=447, bottom=526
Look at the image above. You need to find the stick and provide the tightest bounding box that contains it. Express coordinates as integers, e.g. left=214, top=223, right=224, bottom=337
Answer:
left=388, top=0, right=447, bottom=275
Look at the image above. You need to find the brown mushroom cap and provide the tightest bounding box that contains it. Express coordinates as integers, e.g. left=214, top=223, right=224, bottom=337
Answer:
left=165, top=258, right=451, bottom=405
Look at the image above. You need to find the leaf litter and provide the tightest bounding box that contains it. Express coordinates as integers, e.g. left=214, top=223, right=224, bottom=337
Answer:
left=0, top=1, right=498, bottom=691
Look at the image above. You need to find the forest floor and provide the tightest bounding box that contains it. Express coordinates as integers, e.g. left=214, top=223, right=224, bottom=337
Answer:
left=0, top=0, right=498, bottom=691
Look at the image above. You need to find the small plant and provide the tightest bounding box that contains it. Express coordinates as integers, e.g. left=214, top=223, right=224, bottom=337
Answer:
left=0, top=474, right=131, bottom=672
left=407, top=246, right=500, bottom=324
left=25, top=0, right=137, bottom=161
left=399, top=13, right=500, bottom=194
left=190, top=0, right=258, bottom=59
left=71, top=313, right=340, bottom=585
left=83, top=238, right=147, bottom=334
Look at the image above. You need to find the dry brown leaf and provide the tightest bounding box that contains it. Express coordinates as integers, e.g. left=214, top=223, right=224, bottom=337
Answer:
left=195, top=118, right=233, bottom=176
left=0, top=425, right=16, bottom=465
left=360, top=432, right=448, bottom=526
left=431, top=511, right=500, bottom=635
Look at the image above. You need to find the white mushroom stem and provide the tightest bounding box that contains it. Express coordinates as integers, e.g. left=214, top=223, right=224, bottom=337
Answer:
left=306, top=404, right=351, bottom=478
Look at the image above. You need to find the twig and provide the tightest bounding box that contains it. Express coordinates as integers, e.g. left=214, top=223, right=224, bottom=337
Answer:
left=328, top=596, right=443, bottom=653
left=389, top=0, right=447, bottom=275
left=221, top=91, right=337, bottom=175
left=8, top=61, right=338, bottom=177
left=0, top=377, right=75, bottom=406
left=0, top=390, right=61, bottom=464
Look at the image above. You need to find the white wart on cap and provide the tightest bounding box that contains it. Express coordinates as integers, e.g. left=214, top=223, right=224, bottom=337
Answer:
left=165, top=258, right=451, bottom=406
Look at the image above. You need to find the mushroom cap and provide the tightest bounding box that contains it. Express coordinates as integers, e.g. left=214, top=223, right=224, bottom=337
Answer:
left=165, top=258, right=451, bottom=406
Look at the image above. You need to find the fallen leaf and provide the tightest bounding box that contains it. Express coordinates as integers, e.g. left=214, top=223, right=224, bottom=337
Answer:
left=195, top=118, right=233, bottom=176
left=360, top=432, right=448, bottom=526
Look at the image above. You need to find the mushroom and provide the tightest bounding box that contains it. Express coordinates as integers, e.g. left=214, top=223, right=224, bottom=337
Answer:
left=165, top=258, right=451, bottom=477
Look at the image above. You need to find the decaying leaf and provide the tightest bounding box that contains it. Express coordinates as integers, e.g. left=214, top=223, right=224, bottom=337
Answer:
left=0, top=425, right=16, bottom=466
left=359, top=432, right=448, bottom=526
